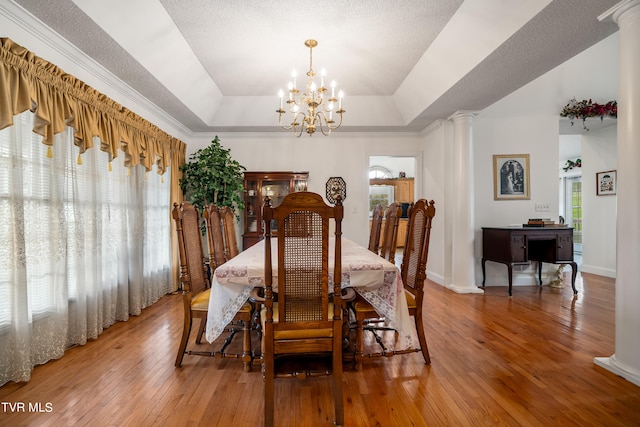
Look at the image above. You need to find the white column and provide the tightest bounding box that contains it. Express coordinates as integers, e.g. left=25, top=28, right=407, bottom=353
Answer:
left=595, top=0, right=640, bottom=387
left=447, top=111, right=483, bottom=293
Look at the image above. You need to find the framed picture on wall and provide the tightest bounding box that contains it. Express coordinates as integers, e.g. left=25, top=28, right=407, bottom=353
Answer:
left=596, top=170, right=617, bottom=196
left=493, top=154, right=530, bottom=200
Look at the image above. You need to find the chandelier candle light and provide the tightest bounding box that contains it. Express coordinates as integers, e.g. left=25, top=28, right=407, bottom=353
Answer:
left=277, top=39, right=345, bottom=136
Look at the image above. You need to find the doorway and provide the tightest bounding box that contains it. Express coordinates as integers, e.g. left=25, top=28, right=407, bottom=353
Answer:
left=559, top=136, right=582, bottom=259
left=368, top=156, right=417, bottom=215
left=368, top=155, right=418, bottom=255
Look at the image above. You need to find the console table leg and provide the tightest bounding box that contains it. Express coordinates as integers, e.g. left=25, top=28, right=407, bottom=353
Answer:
left=507, top=264, right=513, bottom=297
left=569, top=261, right=578, bottom=294
left=538, top=261, right=543, bottom=285
left=481, top=258, right=487, bottom=287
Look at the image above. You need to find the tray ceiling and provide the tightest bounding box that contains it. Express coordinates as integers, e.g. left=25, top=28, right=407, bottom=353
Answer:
left=11, top=0, right=619, bottom=135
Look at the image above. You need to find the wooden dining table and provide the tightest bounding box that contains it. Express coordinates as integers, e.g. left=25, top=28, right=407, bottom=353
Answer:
left=205, top=237, right=418, bottom=352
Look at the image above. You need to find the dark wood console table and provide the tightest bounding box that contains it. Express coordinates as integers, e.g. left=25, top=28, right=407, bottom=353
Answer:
left=481, top=227, right=578, bottom=296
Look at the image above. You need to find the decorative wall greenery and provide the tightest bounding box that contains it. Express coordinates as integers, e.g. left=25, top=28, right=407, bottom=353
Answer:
left=560, top=98, right=617, bottom=130
left=563, top=158, right=581, bottom=172
left=179, top=136, right=246, bottom=216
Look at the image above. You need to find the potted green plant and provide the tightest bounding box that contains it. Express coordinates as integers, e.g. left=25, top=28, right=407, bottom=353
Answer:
left=179, top=136, right=246, bottom=216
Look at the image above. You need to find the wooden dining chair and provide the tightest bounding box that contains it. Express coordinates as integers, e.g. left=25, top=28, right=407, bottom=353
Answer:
left=262, top=191, right=345, bottom=427
left=221, top=206, right=240, bottom=260
left=368, top=203, right=385, bottom=254
left=353, top=199, right=436, bottom=371
left=172, top=202, right=253, bottom=371
left=203, top=204, right=226, bottom=270
left=378, top=202, right=402, bottom=264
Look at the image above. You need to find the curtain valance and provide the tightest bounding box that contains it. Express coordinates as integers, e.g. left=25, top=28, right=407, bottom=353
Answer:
left=0, top=37, right=184, bottom=175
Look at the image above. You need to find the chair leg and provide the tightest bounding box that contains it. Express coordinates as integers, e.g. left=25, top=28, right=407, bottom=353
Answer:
left=175, top=318, right=192, bottom=367
left=242, top=319, right=252, bottom=372
left=195, top=317, right=206, bottom=344
left=354, top=314, right=365, bottom=371
left=414, top=313, right=431, bottom=365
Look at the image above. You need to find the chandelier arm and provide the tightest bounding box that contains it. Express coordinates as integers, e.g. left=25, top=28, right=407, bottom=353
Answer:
left=332, top=111, right=344, bottom=129
left=278, top=112, right=295, bottom=130
left=278, top=111, right=305, bottom=131
left=318, top=109, right=344, bottom=132
left=315, top=112, right=332, bottom=136
left=319, top=124, right=331, bottom=136
left=293, top=111, right=305, bottom=137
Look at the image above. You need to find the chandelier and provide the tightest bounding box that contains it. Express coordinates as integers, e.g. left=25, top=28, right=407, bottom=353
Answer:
left=277, top=39, right=345, bottom=137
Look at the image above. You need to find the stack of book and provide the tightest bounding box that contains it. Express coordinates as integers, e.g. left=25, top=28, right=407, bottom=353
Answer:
left=525, top=218, right=554, bottom=227
left=524, top=218, right=568, bottom=227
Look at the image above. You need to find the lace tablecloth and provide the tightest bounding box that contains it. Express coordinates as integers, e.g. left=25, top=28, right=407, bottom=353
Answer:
left=205, top=237, right=417, bottom=350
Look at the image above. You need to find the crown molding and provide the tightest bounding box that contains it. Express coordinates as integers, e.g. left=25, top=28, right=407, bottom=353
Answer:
left=598, top=0, right=640, bottom=24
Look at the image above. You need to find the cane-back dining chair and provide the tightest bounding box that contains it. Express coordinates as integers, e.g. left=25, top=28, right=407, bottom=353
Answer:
left=172, top=202, right=253, bottom=371
left=261, top=191, right=345, bottom=427
left=378, top=202, right=402, bottom=264
left=353, top=199, right=436, bottom=371
left=221, top=206, right=240, bottom=260
left=204, top=204, right=227, bottom=270
left=368, top=203, right=385, bottom=254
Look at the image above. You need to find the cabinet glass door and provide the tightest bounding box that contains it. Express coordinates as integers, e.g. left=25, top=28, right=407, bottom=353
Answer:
left=242, top=172, right=309, bottom=249
left=245, top=179, right=259, bottom=234
left=262, top=180, right=290, bottom=207
left=262, top=179, right=290, bottom=232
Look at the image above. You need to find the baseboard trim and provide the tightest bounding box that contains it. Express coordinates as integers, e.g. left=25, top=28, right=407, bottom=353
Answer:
left=594, top=355, right=640, bottom=388
left=580, top=264, right=616, bottom=278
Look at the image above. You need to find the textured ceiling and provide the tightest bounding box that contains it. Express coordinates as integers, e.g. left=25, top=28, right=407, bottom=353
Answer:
left=11, top=0, right=619, bottom=135
left=158, top=0, right=460, bottom=96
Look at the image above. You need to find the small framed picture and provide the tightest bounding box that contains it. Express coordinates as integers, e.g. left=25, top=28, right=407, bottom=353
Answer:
left=493, top=154, right=530, bottom=200
left=596, top=170, right=616, bottom=196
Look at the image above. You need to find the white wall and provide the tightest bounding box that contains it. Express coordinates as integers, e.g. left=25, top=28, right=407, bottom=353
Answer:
left=421, top=121, right=448, bottom=285
left=581, top=125, right=617, bottom=277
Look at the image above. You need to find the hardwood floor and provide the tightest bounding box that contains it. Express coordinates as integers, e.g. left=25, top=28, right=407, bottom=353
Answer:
left=2, top=272, right=639, bottom=426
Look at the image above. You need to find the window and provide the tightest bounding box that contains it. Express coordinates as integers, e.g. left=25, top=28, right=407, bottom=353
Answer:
left=369, top=166, right=392, bottom=179
left=0, top=111, right=172, bottom=385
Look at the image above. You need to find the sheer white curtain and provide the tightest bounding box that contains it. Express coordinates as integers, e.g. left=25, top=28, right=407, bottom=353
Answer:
left=0, top=111, right=172, bottom=385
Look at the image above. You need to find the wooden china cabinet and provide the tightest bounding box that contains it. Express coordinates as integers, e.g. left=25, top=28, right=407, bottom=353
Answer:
left=242, top=171, right=309, bottom=249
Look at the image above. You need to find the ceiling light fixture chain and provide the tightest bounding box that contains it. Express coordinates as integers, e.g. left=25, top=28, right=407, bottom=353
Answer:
left=277, top=39, right=345, bottom=137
